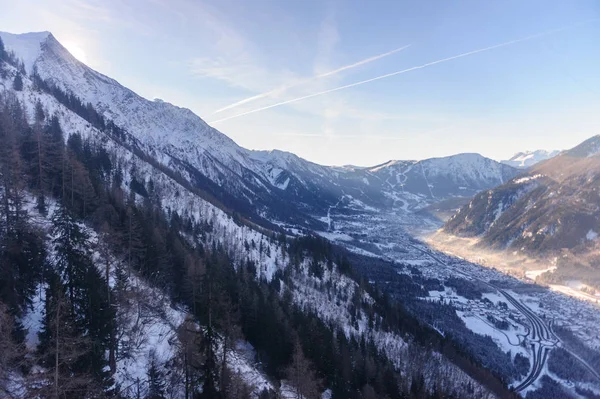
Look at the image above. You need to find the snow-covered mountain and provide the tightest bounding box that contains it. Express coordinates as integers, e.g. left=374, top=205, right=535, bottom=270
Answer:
left=444, top=135, right=600, bottom=288
left=501, top=149, right=560, bottom=169
left=0, top=30, right=519, bottom=230
left=368, top=153, right=518, bottom=199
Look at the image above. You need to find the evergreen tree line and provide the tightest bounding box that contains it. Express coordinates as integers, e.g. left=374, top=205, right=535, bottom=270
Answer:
left=0, top=87, right=116, bottom=397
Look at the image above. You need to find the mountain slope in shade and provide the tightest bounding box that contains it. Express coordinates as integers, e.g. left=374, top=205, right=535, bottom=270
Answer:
left=501, top=149, right=560, bottom=169
left=444, top=135, right=600, bottom=288
left=0, top=30, right=519, bottom=231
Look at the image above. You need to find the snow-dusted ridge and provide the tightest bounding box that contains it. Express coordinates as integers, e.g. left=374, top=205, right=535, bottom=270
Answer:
left=502, top=149, right=560, bottom=169
left=0, top=31, right=50, bottom=72
left=1, top=30, right=520, bottom=231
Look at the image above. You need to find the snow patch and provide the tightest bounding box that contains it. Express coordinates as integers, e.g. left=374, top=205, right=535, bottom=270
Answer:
left=513, top=174, right=543, bottom=185
left=586, top=229, right=598, bottom=241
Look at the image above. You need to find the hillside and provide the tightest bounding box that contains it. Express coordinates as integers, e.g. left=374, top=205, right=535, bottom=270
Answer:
left=444, top=136, right=600, bottom=289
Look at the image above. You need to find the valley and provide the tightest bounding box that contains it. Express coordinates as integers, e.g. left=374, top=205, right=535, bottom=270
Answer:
left=0, top=29, right=598, bottom=399
left=427, top=231, right=600, bottom=305
left=311, top=197, right=600, bottom=396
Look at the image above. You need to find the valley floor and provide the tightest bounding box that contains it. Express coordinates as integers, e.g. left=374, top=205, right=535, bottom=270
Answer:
left=305, top=202, right=600, bottom=397
left=426, top=231, right=600, bottom=307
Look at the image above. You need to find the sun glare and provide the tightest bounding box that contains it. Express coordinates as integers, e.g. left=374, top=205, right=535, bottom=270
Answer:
left=63, top=41, right=88, bottom=63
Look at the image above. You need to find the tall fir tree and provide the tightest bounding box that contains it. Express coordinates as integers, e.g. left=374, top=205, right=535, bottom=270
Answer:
left=12, top=72, right=23, bottom=91
left=50, top=205, right=114, bottom=388
left=146, top=349, right=167, bottom=399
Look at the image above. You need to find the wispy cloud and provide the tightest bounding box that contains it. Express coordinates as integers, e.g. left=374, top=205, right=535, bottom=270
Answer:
left=209, top=22, right=593, bottom=125
left=212, top=44, right=411, bottom=114
left=186, top=4, right=301, bottom=98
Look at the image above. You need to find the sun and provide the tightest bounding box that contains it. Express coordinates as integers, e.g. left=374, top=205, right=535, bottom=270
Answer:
left=62, top=41, right=88, bottom=64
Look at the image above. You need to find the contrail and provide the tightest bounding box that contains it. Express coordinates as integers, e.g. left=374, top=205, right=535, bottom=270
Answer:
left=212, top=44, right=411, bottom=114
left=210, top=20, right=597, bottom=125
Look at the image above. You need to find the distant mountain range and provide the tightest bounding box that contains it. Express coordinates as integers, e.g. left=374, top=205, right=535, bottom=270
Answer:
left=501, top=149, right=560, bottom=169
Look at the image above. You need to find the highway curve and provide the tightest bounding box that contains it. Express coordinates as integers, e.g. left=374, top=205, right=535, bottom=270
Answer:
left=410, top=243, right=600, bottom=392
left=408, top=244, right=557, bottom=392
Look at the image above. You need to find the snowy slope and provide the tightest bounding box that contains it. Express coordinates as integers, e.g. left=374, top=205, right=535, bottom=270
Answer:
left=0, top=31, right=50, bottom=72
left=501, top=150, right=560, bottom=169
left=445, top=135, right=600, bottom=289
left=370, top=153, right=518, bottom=199
left=1, top=55, right=499, bottom=397
left=2, top=31, right=561, bottom=398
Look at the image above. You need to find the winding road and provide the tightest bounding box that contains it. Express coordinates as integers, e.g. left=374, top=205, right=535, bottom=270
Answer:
left=499, top=289, right=558, bottom=392
left=409, top=243, right=600, bottom=392
left=407, top=244, right=560, bottom=392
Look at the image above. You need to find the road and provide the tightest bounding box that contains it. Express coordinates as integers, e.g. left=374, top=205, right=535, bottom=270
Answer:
left=499, top=289, right=558, bottom=392
left=409, top=243, right=600, bottom=391
left=407, top=244, right=558, bottom=392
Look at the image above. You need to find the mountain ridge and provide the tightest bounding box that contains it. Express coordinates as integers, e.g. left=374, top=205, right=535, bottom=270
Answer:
left=501, top=149, right=560, bottom=169
left=443, top=136, right=600, bottom=289
left=0, top=29, right=519, bottom=230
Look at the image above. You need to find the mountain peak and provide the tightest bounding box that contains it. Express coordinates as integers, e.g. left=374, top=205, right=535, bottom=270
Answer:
left=0, top=31, right=52, bottom=72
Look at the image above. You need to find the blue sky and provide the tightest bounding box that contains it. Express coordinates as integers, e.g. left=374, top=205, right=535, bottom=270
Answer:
left=1, top=0, right=599, bottom=166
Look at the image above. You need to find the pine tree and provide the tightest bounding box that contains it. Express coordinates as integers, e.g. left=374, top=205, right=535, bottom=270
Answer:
left=51, top=205, right=91, bottom=312
left=0, top=36, right=6, bottom=62
left=146, top=349, right=167, bottom=399
left=50, top=205, right=113, bottom=386
left=12, top=72, right=23, bottom=91
left=19, top=101, right=50, bottom=214
left=197, top=307, right=220, bottom=397
left=43, top=115, right=65, bottom=198
left=36, top=274, right=101, bottom=399
left=0, top=95, right=44, bottom=314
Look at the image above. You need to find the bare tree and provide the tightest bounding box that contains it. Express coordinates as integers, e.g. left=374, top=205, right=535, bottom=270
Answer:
left=97, top=223, right=117, bottom=374
left=175, top=316, right=203, bottom=399
left=285, top=339, right=320, bottom=399
left=0, top=303, right=25, bottom=398
left=219, top=299, right=241, bottom=398
left=223, top=371, right=252, bottom=399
